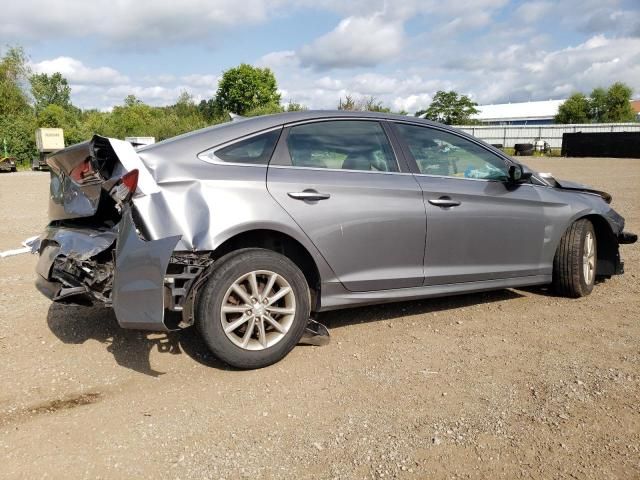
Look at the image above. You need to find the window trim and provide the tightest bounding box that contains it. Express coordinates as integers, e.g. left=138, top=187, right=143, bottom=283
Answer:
left=389, top=121, right=518, bottom=182
left=270, top=119, right=407, bottom=174
left=197, top=126, right=283, bottom=167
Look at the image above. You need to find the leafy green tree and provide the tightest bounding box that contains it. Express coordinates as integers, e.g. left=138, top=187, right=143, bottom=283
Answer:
left=337, top=95, right=392, bottom=113
left=588, top=87, right=607, bottom=122
left=555, top=93, right=590, bottom=123
left=123, top=94, right=142, bottom=107
left=245, top=103, right=284, bottom=117
left=0, top=112, right=36, bottom=164
left=35, top=103, right=90, bottom=145
left=106, top=97, right=161, bottom=138
left=558, top=83, right=635, bottom=124
left=0, top=46, right=35, bottom=164
left=604, top=82, right=635, bottom=122
left=214, top=64, right=281, bottom=115
left=198, top=98, right=219, bottom=122
left=421, top=91, right=479, bottom=125
left=362, top=96, right=391, bottom=113
left=0, top=46, right=31, bottom=117
left=173, top=91, right=195, bottom=114
left=72, top=109, right=110, bottom=143
left=30, top=72, right=72, bottom=113
left=337, top=95, right=357, bottom=111
left=37, top=104, right=72, bottom=128
left=285, top=101, right=307, bottom=112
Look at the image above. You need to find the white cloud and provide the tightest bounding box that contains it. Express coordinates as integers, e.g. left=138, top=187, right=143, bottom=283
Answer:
left=258, top=50, right=300, bottom=69
left=0, top=0, right=281, bottom=48
left=297, top=13, right=406, bottom=69
left=572, top=6, right=640, bottom=37
left=436, top=12, right=492, bottom=35
left=314, top=76, right=344, bottom=90
left=31, top=57, right=129, bottom=85
left=29, top=57, right=220, bottom=109
left=180, top=74, right=220, bottom=89
left=515, top=2, right=554, bottom=22
left=15, top=0, right=640, bottom=113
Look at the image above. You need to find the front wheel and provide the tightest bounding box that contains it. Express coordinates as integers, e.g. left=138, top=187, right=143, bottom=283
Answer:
left=196, top=248, right=310, bottom=369
left=552, top=219, right=597, bottom=298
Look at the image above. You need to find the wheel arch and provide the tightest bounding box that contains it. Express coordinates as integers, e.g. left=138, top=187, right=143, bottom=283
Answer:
left=212, top=228, right=323, bottom=310
left=574, top=213, right=620, bottom=277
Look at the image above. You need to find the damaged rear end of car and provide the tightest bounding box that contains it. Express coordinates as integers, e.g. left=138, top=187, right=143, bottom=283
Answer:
left=34, top=135, right=195, bottom=331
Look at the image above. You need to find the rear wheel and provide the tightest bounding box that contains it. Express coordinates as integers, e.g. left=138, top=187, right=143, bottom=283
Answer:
left=552, top=219, right=596, bottom=297
left=196, top=248, right=310, bottom=369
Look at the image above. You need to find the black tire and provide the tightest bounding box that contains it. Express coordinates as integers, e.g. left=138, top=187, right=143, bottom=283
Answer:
left=514, top=143, right=534, bottom=156
left=552, top=219, right=597, bottom=298
left=196, top=248, right=310, bottom=369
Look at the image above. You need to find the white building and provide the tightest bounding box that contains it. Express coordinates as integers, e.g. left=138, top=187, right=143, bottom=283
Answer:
left=472, top=100, right=565, bottom=125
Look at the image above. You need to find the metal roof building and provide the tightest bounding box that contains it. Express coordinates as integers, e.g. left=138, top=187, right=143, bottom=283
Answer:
left=472, top=100, right=565, bottom=125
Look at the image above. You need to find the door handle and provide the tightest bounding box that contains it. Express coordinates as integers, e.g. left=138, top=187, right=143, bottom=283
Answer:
left=428, top=196, right=461, bottom=208
left=288, top=190, right=331, bottom=201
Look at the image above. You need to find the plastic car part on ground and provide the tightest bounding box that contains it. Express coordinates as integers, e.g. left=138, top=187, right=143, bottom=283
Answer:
left=0, top=236, right=39, bottom=258
left=298, top=319, right=330, bottom=346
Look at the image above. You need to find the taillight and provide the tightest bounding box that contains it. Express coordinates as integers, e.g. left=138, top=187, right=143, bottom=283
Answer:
left=110, top=169, right=139, bottom=205
left=121, top=169, right=139, bottom=193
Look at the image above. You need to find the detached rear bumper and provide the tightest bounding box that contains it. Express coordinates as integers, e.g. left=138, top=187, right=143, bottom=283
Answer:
left=35, top=208, right=180, bottom=331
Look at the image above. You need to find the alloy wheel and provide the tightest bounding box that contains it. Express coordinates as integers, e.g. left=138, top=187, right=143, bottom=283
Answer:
left=220, top=270, right=296, bottom=351
left=583, top=231, right=596, bottom=285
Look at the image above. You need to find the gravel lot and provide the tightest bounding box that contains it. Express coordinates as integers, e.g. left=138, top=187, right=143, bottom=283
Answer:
left=0, top=158, right=638, bottom=479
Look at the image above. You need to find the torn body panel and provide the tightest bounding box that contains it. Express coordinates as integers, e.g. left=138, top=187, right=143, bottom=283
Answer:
left=112, top=208, right=180, bottom=330
left=35, top=207, right=183, bottom=331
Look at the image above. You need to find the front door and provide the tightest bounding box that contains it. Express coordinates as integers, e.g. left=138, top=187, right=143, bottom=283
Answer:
left=267, top=119, right=426, bottom=291
left=392, top=122, right=551, bottom=285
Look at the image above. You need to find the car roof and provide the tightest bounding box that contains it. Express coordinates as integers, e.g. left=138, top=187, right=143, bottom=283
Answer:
left=136, top=110, right=444, bottom=158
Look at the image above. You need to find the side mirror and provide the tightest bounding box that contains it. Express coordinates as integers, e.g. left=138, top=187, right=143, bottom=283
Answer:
left=508, top=164, right=532, bottom=184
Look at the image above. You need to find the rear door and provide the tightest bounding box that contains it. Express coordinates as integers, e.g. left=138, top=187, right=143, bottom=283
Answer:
left=392, top=122, right=550, bottom=285
left=267, top=119, right=426, bottom=291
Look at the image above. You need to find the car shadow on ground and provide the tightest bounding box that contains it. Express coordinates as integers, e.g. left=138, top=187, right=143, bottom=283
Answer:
left=46, top=303, right=227, bottom=377
left=47, top=289, right=526, bottom=377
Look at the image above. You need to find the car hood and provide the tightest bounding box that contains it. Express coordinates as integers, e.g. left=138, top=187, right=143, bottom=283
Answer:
left=554, top=179, right=612, bottom=204
left=532, top=169, right=612, bottom=204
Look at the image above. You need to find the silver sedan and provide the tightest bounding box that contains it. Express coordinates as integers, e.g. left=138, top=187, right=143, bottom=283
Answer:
left=33, top=111, right=637, bottom=368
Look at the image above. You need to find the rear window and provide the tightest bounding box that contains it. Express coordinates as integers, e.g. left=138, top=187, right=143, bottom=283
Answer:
left=204, top=129, right=281, bottom=165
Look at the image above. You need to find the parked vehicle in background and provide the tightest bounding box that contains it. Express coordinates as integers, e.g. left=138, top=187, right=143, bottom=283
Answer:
left=0, top=156, right=17, bottom=172
left=33, top=128, right=65, bottom=171
left=32, top=111, right=637, bottom=369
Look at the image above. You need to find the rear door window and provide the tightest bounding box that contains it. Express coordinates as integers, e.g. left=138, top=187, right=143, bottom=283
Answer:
left=285, top=120, right=398, bottom=172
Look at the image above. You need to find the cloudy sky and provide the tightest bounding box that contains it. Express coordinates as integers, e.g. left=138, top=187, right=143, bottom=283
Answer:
left=2, top=0, right=639, bottom=112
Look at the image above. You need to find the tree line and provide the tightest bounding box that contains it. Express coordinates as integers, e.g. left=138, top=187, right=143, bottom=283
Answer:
left=0, top=47, right=309, bottom=164
left=554, top=83, right=636, bottom=124
left=1, top=45, right=636, bottom=164
left=2, top=46, right=411, bottom=165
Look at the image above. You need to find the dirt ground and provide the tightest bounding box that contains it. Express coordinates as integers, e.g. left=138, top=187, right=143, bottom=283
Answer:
left=0, top=157, right=638, bottom=480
